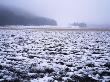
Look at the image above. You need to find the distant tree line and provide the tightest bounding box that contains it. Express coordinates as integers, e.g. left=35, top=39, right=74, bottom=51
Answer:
left=0, top=5, right=57, bottom=26
left=70, top=22, right=87, bottom=27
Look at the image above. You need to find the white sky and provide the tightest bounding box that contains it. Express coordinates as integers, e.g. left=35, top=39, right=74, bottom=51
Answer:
left=0, top=0, right=110, bottom=25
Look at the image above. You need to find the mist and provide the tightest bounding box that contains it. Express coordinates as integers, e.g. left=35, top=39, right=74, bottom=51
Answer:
left=0, top=0, right=110, bottom=26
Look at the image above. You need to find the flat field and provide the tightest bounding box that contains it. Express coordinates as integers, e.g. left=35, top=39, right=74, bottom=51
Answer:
left=0, top=27, right=110, bottom=82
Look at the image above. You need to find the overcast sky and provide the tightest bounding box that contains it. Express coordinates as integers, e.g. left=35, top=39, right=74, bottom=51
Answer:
left=0, top=0, right=110, bottom=26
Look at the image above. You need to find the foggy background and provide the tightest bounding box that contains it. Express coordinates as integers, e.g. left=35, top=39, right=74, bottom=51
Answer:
left=0, top=0, right=110, bottom=27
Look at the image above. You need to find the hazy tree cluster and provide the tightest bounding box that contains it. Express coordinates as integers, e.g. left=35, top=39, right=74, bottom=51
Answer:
left=0, top=5, right=57, bottom=26
left=70, top=22, right=87, bottom=27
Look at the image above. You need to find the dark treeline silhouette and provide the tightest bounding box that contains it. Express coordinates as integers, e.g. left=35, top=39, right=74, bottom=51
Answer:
left=0, top=5, right=57, bottom=26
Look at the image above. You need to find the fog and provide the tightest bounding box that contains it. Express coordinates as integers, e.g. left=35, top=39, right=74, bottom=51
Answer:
left=0, top=0, right=110, bottom=26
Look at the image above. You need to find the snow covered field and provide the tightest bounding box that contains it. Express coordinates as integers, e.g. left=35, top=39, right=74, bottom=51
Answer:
left=0, top=29, right=110, bottom=82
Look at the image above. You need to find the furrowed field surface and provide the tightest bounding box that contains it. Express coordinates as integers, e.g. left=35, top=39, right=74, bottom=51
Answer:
left=0, top=29, right=110, bottom=82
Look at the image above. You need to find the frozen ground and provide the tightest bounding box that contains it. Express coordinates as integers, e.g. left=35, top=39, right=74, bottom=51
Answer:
left=0, top=29, right=110, bottom=82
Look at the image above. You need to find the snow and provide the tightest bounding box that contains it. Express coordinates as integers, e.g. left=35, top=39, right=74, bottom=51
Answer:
left=31, top=76, right=54, bottom=82
left=0, top=27, right=110, bottom=82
